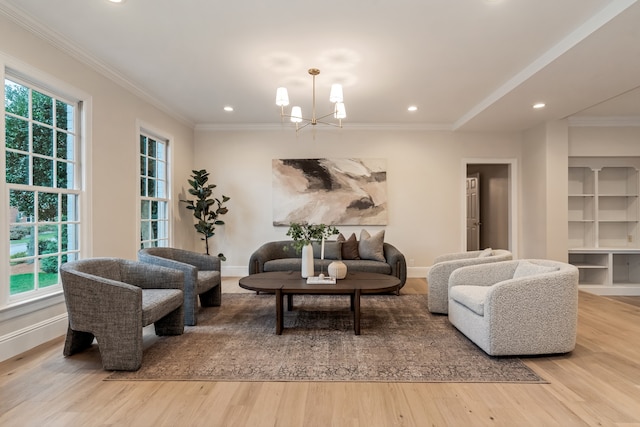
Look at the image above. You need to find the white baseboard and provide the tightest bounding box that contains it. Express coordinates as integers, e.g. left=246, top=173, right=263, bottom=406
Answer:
left=223, top=265, right=430, bottom=278
left=0, top=313, right=68, bottom=363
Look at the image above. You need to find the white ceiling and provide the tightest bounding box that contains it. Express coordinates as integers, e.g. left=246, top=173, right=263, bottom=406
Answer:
left=1, top=0, right=639, bottom=131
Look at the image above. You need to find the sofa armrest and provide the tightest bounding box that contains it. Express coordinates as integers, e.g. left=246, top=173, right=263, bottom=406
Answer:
left=383, top=243, right=407, bottom=287
left=249, top=240, right=298, bottom=274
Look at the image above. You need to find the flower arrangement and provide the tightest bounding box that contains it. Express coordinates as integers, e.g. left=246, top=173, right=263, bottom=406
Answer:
left=286, top=222, right=339, bottom=253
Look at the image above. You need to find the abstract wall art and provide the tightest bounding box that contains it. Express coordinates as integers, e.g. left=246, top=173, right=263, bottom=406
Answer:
left=272, top=158, right=387, bottom=226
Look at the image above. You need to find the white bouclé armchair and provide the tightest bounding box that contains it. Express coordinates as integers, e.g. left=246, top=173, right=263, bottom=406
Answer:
left=447, top=259, right=579, bottom=356
left=427, top=249, right=513, bottom=314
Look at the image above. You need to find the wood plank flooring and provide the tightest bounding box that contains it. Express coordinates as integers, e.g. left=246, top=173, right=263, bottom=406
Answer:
left=1, top=278, right=639, bottom=427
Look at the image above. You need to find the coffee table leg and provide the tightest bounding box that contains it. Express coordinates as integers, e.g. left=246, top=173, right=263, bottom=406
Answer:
left=287, top=294, right=293, bottom=311
left=276, top=289, right=283, bottom=335
left=354, top=289, right=361, bottom=335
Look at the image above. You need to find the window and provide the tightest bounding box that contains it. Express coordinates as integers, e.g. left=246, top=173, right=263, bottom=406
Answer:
left=139, top=132, right=169, bottom=248
left=4, top=76, right=81, bottom=301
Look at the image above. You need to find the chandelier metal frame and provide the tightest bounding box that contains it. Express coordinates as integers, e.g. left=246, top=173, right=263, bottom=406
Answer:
left=276, top=68, right=346, bottom=133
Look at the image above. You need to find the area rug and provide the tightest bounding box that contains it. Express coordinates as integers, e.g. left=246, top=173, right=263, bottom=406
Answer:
left=106, top=294, right=545, bottom=383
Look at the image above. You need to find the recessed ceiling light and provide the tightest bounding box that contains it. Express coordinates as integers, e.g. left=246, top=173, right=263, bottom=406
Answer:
left=407, top=106, right=418, bottom=112
left=224, top=106, right=234, bottom=112
left=108, top=0, right=125, bottom=3
left=533, top=103, right=546, bottom=109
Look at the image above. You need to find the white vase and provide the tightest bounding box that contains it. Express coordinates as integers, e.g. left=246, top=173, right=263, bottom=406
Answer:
left=301, top=243, right=314, bottom=278
left=328, top=261, right=348, bottom=279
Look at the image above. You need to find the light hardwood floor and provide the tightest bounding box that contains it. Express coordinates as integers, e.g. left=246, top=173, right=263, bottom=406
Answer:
left=1, top=278, right=639, bottom=427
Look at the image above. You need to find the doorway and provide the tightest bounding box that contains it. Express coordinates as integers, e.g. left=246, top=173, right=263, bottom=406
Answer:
left=463, top=160, right=517, bottom=254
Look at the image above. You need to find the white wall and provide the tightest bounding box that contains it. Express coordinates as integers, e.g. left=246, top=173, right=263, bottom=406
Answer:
left=193, top=127, right=523, bottom=276
left=569, top=126, right=640, bottom=156
left=0, top=14, right=195, bottom=361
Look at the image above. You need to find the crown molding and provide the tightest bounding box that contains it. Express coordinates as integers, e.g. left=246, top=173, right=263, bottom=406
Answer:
left=0, top=3, right=194, bottom=128
left=568, top=116, right=640, bottom=127
left=194, top=122, right=454, bottom=132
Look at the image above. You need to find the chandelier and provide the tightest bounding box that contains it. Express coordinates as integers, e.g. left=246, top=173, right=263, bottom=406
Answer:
left=275, top=68, right=346, bottom=133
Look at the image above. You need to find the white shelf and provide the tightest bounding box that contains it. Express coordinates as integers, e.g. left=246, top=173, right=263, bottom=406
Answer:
left=568, top=161, right=640, bottom=295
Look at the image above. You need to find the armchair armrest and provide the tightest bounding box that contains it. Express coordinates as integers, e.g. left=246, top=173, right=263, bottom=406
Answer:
left=171, top=250, right=220, bottom=272
left=433, top=251, right=479, bottom=264
left=483, top=269, right=579, bottom=342
left=448, top=260, right=519, bottom=289
left=120, top=261, right=184, bottom=291
left=61, top=270, right=142, bottom=328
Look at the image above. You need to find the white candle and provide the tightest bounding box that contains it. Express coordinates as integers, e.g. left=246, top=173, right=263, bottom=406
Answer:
left=321, top=237, right=325, bottom=260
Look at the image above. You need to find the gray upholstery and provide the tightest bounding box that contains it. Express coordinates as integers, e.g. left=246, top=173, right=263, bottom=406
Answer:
left=447, top=259, right=579, bottom=356
left=248, top=240, right=407, bottom=289
left=138, top=247, right=221, bottom=326
left=427, top=249, right=512, bottom=314
left=60, top=258, right=184, bottom=371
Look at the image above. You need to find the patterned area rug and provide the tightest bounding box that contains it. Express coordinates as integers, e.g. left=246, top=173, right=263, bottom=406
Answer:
left=106, top=293, right=545, bottom=383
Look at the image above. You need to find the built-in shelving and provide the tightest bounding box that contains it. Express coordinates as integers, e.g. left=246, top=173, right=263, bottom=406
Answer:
left=568, top=158, right=640, bottom=295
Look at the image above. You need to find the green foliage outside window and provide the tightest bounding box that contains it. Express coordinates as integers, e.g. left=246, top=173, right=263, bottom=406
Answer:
left=5, top=78, right=79, bottom=296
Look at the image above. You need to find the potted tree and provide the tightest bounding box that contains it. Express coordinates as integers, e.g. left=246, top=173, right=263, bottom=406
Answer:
left=181, top=169, right=230, bottom=260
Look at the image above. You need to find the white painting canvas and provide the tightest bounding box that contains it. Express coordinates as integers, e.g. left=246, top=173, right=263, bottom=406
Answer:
left=272, top=158, right=387, bottom=226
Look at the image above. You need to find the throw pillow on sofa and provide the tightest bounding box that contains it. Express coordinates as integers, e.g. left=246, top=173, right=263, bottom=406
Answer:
left=478, top=247, right=493, bottom=257
left=358, top=229, right=386, bottom=262
left=337, top=233, right=360, bottom=260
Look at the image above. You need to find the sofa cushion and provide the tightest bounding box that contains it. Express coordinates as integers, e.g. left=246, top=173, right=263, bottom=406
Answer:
left=449, top=285, right=489, bottom=316
left=312, top=240, right=342, bottom=260
left=141, top=289, right=183, bottom=326
left=513, top=260, right=559, bottom=279
left=358, top=229, right=385, bottom=262
left=337, top=233, right=360, bottom=260
left=343, top=259, right=391, bottom=275
left=197, top=270, right=220, bottom=293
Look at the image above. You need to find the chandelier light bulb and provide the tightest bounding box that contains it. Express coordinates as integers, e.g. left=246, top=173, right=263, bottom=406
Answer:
left=275, top=87, right=289, bottom=107
left=334, top=102, right=346, bottom=119
left=290, top=106, right=303, bottom=123
left=329, top=84, right=344, bottom=103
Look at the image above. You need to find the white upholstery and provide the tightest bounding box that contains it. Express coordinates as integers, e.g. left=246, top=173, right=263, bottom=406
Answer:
left=427, top=249, right=512, bottom=314
left=447, top=259, right=579, bottom=356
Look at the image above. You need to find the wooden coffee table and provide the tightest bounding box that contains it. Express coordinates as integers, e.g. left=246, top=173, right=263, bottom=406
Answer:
left=238, top=271, right=401, bottom=335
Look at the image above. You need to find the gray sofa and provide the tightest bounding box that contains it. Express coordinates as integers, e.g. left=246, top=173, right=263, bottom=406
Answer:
left=248, top=240, right=407, bottom=289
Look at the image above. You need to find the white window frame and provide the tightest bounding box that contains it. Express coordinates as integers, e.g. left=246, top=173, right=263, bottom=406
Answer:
left=1, top=55, right=92, bottom=311
left=137, top=121, right=172, bottom=250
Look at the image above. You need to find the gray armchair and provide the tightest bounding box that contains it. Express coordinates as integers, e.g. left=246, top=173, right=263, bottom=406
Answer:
left=427, top=249, right=512, bottom=314
left=447, top=259, right=578, bottom=356
left=138, top=247, right=221, bottom=326
left=60, top=258, right=184, bottom=371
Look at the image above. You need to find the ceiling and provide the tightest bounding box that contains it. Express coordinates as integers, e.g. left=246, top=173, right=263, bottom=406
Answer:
left=1, top=0, right=639, bottom=131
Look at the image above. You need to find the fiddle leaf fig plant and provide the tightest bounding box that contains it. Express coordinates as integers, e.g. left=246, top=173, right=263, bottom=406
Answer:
left=286, top=222, right=339, bottom=253
left=181, top=169, right=230, bottom=260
